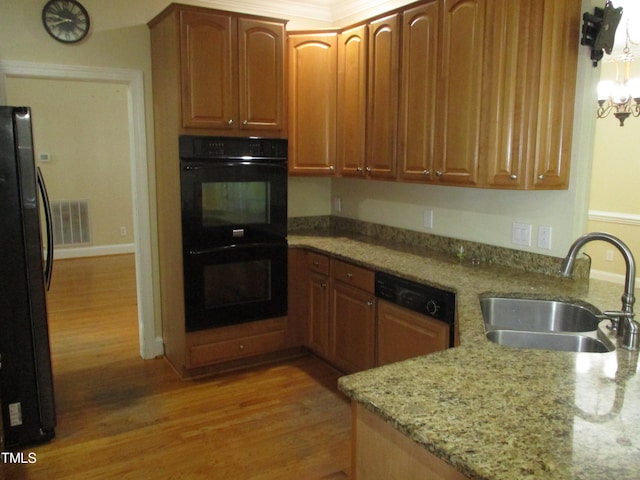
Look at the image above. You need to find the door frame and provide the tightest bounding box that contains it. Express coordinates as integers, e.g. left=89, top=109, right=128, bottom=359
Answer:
left=0, top=60, right=162, bottom=359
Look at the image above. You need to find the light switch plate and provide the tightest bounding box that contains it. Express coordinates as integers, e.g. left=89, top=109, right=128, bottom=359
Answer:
left=512, top=223, right=532, bottom=247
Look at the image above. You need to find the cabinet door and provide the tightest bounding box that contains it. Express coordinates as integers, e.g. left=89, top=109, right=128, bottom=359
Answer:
left=483, top=0, right=534, bottom=188
left=337, top=25, right=368, bottom=177
left=435, top=0, right=485, bottom=186
left=398, top=2, right=439, bottom=182
left=288, top=33, right=338, bottom=175
left=377, top=300, right=449, bottom=367
left=308, top=271, right=330, bottom=356
left=180, top=10, right=236, bottom=130
left=366, top=14, right=400, bottom=179
left=238, top=18, right=285, bottom=132
left=530, top=0, right=577, bottom=189
left=331, top=281, right=376, bottom=373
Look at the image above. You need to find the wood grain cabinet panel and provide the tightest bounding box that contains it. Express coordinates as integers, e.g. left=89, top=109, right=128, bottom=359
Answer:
left=434, top=0, right=485, bottom=186
left=337, top=25, right=368, bottom=177
left=377, top=299, right=449, bottom=366
left=288, top=33, right=338, bottom=175
left=366, top=13, right=400, bottom=179
left=398, top=1, right=439, bottom=182
left=238, top=18, right=286, bottom=132
left=482, top=0, right=578, bottom=189
left=180, top=10, right=235, bottom=130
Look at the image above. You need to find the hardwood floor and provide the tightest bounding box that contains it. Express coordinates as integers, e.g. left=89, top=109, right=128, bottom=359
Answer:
left=6, top=255, right=351, bottom=479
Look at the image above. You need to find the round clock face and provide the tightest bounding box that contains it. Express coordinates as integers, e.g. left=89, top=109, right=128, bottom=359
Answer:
left=42, top=0, right=90, bottom=44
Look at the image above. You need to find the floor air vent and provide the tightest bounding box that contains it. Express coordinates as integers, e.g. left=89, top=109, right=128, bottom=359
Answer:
left=51, top=200, right=91, bottom=246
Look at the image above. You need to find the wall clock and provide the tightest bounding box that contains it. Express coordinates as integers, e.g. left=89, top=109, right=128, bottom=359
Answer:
left=42, top=0, right=91, bottom=44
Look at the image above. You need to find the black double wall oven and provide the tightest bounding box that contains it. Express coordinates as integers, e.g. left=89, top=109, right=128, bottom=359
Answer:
left=180, top=136, right=288, bottom=332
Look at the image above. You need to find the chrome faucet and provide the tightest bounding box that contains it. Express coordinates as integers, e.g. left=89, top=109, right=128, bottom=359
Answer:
left=560, top=232, right=638, bottom=350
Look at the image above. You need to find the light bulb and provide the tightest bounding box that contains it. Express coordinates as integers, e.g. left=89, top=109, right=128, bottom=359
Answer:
left=597, top=80, right=614, bottom=101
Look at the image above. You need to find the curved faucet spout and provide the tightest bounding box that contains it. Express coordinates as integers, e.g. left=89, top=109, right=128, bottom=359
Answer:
left=561, top=232, right=637, bottom=350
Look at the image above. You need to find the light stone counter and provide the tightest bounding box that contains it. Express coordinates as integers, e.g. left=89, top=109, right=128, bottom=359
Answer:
left=288, top=234, right=640, bottom=480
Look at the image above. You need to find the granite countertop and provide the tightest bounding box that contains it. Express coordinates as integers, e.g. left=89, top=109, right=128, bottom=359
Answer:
left=288, top=234, right=640, bottom=480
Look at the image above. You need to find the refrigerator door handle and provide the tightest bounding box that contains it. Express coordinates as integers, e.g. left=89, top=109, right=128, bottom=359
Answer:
left=37, top=167, right=54, bottom=290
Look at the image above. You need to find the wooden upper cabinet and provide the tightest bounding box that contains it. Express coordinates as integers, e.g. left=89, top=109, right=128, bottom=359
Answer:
left=288, top=33, right=338, bottom=175
left=482, top=0, right=578, bottom=189
left=238, top=18, right=286, bottom=132
left=367, top=14, right=400, bottom=179
left=180, top=10, right=235, bottom=130
left=531, top=0, right=578, bottom=189
left=434, top=0, right=485, bottom=186
left=337, top=25, right=368, bottom=177
left=174, top=6, right=286, bottom=135
left=398, top=1, right=439, bottom=182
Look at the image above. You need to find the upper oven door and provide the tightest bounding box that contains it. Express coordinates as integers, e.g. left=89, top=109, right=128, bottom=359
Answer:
left=181, top=158, right=287, bottom=248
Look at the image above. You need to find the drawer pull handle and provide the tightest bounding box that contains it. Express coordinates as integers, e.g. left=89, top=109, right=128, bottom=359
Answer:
left=347, top=272, right=353, bottom=279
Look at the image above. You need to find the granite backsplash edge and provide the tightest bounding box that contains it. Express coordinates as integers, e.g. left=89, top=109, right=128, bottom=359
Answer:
left=288, top=215, right=590, bottom=280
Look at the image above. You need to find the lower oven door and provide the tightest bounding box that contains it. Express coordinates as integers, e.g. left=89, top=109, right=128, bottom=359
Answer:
left=183, top=241, right=288, bottom=332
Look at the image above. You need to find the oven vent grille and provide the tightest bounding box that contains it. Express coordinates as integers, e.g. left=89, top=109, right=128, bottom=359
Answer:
left=51, top=200, right=91, bottom=246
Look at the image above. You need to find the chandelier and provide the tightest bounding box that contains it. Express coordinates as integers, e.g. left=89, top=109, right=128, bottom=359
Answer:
left=596, top=36, right=640, bottom=126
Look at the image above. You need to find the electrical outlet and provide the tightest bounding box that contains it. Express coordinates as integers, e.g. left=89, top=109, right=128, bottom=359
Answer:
left=333, top=196, right=342, bottom=213
left=537, top=225, right=552, bottom=250
left=512, top=223, right=532, bottom=247
left=423, top=209, right=434, bottom=229
left=606, top=249, right=615, bottom=262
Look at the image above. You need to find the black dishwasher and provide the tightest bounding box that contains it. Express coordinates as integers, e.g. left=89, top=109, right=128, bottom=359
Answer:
left=375, top=271, right=456, bottom=348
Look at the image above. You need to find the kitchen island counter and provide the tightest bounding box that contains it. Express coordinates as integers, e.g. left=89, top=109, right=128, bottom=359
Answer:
left=289, top=233, right=640, bottom=480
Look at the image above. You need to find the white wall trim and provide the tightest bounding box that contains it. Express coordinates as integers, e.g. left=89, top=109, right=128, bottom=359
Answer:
left=588, top=210, right=640, bottom=226
left=53, top=243, right=135, bottom=260
left=590, top=268, right=640, bottom=287
left=0, top=60, right=163, bottom=360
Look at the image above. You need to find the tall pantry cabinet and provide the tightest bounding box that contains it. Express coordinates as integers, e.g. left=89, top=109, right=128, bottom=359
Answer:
left=148, top=4, right=288, bottom=377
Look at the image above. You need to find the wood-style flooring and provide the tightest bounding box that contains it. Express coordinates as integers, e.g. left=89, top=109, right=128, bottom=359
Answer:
left=6, top=255, right=351, bottom=479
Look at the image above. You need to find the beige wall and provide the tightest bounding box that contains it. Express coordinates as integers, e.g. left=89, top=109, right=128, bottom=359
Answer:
left=586, top=57, right=640, bottom=283
left=6, top=77, right=134, bottom=249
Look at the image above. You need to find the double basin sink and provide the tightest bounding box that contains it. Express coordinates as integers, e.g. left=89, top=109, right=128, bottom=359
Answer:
left=480, top=296, right=615, bottom=353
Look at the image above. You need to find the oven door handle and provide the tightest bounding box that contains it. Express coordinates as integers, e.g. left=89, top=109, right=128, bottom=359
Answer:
left=187, top=242, right=285, bottom=256
left=183, top=161, right=286, bottom=170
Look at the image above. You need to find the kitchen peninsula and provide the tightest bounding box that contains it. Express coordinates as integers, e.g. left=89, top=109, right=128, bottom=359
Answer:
left=289, top=218, right=640, bottom=480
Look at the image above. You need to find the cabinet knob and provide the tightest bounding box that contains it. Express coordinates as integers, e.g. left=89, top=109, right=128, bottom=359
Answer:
left=347, top=272, right=353, bottom=279
left=239, top=344, right=244, bottom=350
left=321, top=282, right=327, bottom=288
left=313, top=261, right=319, bottom=267
left=365, top=166, right=371, bottom=173
left=329, top=165, right=335, bottom=172
left=510, top=174, right=518, bottom=180
left=367, top=301, right=373, bottom=307
left=436, top=170, right=443, bottom=177
left=423, top=169, right=431, bottom=176
left=227, top=119, right=234, bottom=126
left=356, top=166, right=363, bottom=172
left=538, top=174, right=545, bottom=180
left=243, top=120, right=248, bottom=125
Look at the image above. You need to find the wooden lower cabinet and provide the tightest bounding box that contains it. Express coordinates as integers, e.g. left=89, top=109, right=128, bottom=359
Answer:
left=352, top=403, right=469, bottom=480
left=297, top=250, right=454, bottom=374
left=377, top=299, right=449, bottom=366
left=331, top=280, right=376, bottom=373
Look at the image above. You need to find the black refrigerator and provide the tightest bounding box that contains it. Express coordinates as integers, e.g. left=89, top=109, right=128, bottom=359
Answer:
left=0, top=106, right=56, bottom=448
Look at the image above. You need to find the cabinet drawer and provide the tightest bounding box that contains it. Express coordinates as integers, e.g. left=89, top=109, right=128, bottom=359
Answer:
left=189, top=330, right=287, bottom=367
left=307, top=251, right=330, bottom=275
left=331, top=259, right=374, bottom=293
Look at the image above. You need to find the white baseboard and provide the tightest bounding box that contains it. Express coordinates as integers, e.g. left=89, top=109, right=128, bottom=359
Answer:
left=53, top=243, right=135, bottom=260
left=589, top=269, right=640, bottom=286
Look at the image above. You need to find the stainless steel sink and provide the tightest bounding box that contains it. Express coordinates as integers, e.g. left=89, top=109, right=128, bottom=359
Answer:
left=480, top=296, right=615, bottom=353
left=485, top=330, right=613, bottom=353
left=480, top=297, right=601, bottom=332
